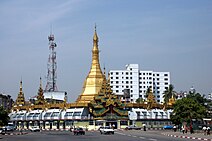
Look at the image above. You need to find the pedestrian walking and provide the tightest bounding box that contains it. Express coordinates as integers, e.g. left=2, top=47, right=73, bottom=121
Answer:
left=143, top=124, right=146, bottom=131
left=181, top=125, right=185, bottom=134
left=203, top=126, right=207, bottom=135
left=206, top=126, right=210, bottom=135
left=173, top=125, right=177, bottom=132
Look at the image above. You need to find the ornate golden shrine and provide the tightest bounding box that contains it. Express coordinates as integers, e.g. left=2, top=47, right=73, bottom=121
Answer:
left=88, top=73, right=128, bottom=120
left=14, top=80, right=25, bottom=106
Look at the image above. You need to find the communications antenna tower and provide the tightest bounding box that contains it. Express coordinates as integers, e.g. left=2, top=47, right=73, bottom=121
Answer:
left=45, top=33, right=58, bottom=92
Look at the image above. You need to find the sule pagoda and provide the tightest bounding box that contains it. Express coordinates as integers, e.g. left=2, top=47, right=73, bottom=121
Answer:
left=9, top=26, right=175, bottom=130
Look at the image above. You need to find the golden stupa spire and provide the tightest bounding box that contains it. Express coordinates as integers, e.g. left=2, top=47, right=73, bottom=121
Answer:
left=15, top=80, right=25, bottom=106
left=76, top=26, right=106, bottom=103
left=36, top=77, right=45, bottom=105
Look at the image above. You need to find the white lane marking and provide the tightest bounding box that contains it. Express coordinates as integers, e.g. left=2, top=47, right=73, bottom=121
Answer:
left=115, top=132, right=126, bottom=136
left=133, top=136, right=137, bottom=138
left=139, top=136, right=146, bottom=139
left=149, top=138, right=157, bottom=141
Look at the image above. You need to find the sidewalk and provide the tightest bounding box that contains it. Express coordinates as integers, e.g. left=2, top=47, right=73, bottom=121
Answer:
left=162, top=131, right=212, bottom=141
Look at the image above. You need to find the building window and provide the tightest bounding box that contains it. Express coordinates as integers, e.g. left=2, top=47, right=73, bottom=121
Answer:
left=130, top=77, right=132, bottom=79
left=116, top=90, right=119, bottom=93
left=164, top=74, right=168, bottom=76
left=164, top=78, right=168, bottom=81
left=157, top=74, right=159, bottom=76
left=126, top=81, right=129, bottom=84
left=126, top=72, right=129, bottom=75
left=165, top=82, right=168, bottom=85
left=110, top=72, right=113, bottom=75
left=126, top=77, right=129, bottom=79
left=116, top=86, right=119, bottom=88
left=130, top=72, right=132, bottom=75
left=116, top=77, right=119, bottom=79
left=111, top=81, right=113, bottom=84
left=116, top=81, right=119, bottom=84
left=116, top=72, right=119, bottom=75
left=111, top=77, right=113, bottom=79
left=130, top=81, right=132, bottom=84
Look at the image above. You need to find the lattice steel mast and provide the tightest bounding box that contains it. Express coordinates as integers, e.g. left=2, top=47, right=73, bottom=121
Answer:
left=45, top=33, right=58, bottom=92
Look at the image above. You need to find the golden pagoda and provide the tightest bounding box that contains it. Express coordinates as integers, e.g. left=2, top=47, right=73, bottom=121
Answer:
left=76, top=26, right=106, bottom=103
left=15, top=80, right=25, bottom=106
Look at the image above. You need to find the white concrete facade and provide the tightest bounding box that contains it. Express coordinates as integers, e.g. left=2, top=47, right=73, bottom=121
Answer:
left=109, top=64, right=170, bottom=103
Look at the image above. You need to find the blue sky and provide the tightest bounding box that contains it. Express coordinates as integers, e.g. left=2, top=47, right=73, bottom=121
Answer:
left=0, top=0, right=211, bottom=102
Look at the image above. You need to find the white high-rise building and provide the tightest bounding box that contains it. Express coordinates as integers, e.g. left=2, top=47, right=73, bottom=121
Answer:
left=109, top=64, right=170, bottom=104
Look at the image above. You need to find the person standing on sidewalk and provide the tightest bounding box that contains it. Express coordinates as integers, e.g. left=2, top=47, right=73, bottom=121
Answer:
left=189, top=125, right=193, bottom=134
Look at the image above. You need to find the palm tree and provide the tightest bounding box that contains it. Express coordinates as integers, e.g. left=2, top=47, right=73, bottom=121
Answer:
left=163, top=84, right=176, bottom=104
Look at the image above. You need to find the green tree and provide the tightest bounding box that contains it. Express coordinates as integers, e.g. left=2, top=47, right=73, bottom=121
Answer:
left=163, top=84, right=176, bottom=104
left=170, top=98, right=206, bottom=125
left=0, top=106, right=9, bottom=126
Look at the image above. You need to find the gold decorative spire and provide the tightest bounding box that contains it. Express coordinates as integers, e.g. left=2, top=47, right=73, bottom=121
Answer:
left=15, top=80, right=25, bottom=106
left=36, top=77, right=45, bottom=105
left=77, top=26, right=106, bottom=103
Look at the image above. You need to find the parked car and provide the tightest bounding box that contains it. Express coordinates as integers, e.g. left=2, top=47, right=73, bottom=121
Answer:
left=99, top=126, right=114, bottom=134
left=163, top=125, right=173, bottom=129
left=30, top=126, right=40, bottom=132
left=5, top=125, right=15, bottom=131
left=73, top=127, right=85, bottom=135
left=0, top=127, right=6, bottom=135
left=125, top=125, right=141, bottom=130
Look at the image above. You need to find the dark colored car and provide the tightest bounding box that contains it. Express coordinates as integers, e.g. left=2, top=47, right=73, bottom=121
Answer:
left=73, top=128, right=85, bottom=135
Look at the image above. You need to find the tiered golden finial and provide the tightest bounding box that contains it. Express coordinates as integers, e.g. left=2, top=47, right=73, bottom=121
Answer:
left=36, top=77, right=45, bottom=105
left=168, top=94, right=175, bottom=106
left=76, top=25, right=106, bottom=103
left=15, top=80, right=25, bottom=106
left=146, top=88, right=157, bottom=110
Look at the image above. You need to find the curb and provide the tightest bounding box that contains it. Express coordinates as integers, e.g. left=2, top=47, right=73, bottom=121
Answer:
left=2, top=132, right=28, bottom=136
left=162, top=133, right=212, bottom=141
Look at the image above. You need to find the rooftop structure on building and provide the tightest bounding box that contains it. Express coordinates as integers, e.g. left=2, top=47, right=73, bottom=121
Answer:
left=109, top=64, right=170, bottom=104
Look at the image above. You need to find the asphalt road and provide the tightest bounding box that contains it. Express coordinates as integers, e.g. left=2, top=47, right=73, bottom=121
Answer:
left=0, top=130, right=187, bottom=141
